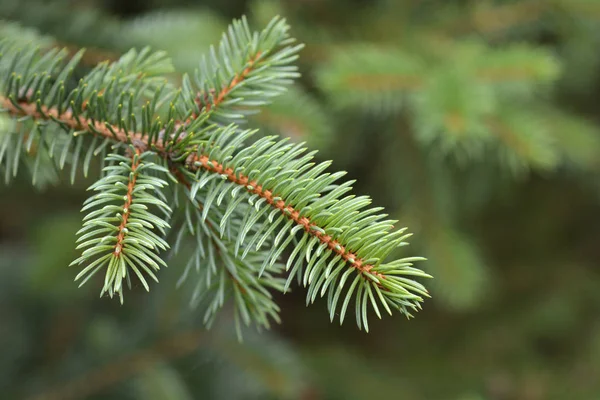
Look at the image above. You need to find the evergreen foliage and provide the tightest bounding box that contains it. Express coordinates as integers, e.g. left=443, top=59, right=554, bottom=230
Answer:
left=0, top=15, right=430, bottom=334
left=3, top=1, right=600, bottom=399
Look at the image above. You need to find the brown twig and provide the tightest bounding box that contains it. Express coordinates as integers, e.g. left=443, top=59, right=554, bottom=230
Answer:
left=114, top=148, right=142, bottom=256
left=200, top=51, right=263, bottom=114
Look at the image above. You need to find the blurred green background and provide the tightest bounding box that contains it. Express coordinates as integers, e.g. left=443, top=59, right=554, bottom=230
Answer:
left=2, top=0, right=600, bottom=399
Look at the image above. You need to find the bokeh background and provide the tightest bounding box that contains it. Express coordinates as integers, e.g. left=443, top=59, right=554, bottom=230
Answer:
left=2, top=0, right=600, bottom=399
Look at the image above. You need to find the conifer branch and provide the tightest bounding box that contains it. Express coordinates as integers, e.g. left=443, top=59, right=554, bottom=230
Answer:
left=2, top=95, right=384, bottom=280
left=2, top=94, right=399, bottom=287
left=70, top=149, right=172, bottom=302
left=0, top=16, right=430, bottom=331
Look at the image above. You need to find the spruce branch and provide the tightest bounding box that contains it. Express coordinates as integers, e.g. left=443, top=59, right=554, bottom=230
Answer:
left=71, top=149, right=172, bottom=303
left=2, top=71, right=387, bottom=283
left=1, top=98, right=377, bottom=280
left=0, top=16, right=430, bottom=331
left=187, top=16, right=304, bottom=126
